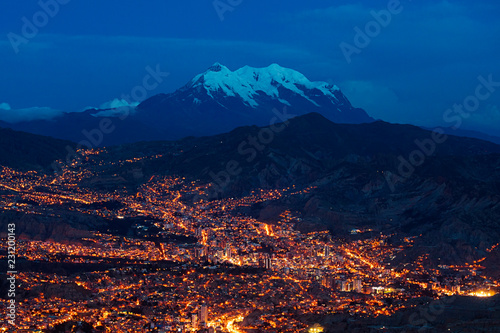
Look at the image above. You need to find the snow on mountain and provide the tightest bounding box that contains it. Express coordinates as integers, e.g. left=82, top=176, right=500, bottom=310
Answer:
left=134, top=62, right=374, bottom=139
left=188, top=63, right=340, bottom=108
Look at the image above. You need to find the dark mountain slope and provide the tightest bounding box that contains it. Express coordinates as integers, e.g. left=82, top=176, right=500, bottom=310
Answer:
left=0, top=127, right=76, bottom=170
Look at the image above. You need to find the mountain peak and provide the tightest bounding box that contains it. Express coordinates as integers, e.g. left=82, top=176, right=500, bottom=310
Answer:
left=207, top=62, right=230, bottom=73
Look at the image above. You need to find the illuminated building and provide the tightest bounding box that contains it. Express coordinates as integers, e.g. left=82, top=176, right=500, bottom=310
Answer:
left=199, top=304, right=208, bottom=326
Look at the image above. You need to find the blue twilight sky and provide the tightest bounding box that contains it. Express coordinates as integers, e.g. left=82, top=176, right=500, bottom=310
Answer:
left=1, top=0, right=499, bottom=136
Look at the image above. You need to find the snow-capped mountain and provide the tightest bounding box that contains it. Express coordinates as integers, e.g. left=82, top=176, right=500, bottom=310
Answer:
left=1, top=63, right=373, bottom=146
left=136, top=63, right=373, bottom=135
left=190, top=63, right=340, bottom=108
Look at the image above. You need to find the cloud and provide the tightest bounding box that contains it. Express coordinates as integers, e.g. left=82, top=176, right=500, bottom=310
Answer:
left=0, top=103, right=64, bottom=123
left=99, top=98, right=139, bottom=110
left=90, top=98, right=139, bottom=117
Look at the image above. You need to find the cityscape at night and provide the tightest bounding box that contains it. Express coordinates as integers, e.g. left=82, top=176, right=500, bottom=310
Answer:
left=2, top=1, right=500, bottom=332
left=1, top=132, right=499, bottom=332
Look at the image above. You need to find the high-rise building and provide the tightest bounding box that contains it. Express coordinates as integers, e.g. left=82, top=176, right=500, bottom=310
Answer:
left=192, top=313, right=198, bottom=329
left=322, top=276, right=333, bottom=289
left=340, top=280, right=352, bottom=292
left=199, top=304, right=208, bottom=325
left=265, top=257, right=272, bottom=270
left=195, top=247, right=204, bottom=258
left=353, top=279, right=362, bottom=293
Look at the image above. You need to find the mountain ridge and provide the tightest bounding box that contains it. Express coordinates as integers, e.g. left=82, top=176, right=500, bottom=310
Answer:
left=1, top=64, right=373, bottom=146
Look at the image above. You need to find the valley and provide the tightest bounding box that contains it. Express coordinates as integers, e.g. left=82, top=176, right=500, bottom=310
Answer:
left=1, top=114, right=500, bottom=332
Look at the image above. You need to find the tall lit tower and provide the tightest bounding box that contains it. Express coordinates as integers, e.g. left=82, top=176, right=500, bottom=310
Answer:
left=199, top=304, right=208, bottom=326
